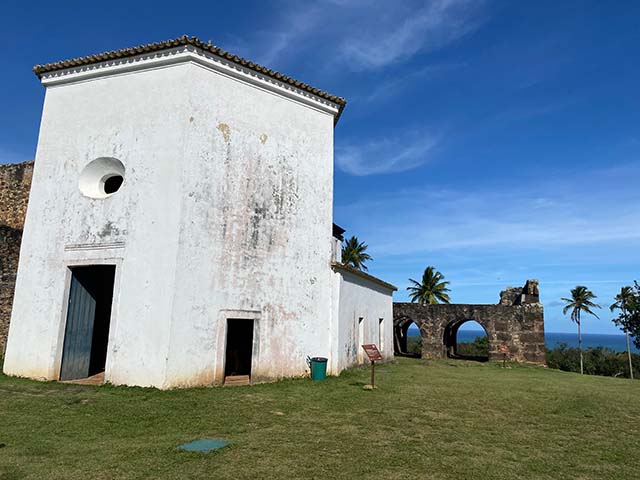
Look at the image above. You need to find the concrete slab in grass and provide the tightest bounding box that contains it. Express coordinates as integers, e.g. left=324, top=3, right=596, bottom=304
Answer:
left=178, top=438, right=229, bottom=453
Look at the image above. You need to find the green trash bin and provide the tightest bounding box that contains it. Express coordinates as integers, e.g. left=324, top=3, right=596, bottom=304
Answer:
left=308, top=357, right=328, bottom=381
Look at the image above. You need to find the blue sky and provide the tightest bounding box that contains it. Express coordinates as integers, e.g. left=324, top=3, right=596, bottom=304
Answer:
left=1, top=0, right=639, bottom=334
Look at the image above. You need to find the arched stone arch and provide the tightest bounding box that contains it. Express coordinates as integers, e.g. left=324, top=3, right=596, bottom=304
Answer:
left=392, top=281, right=545, bottom=363
left=394, top=315, right=423, bottom=356
left=443, top=318, right=489, bottom=360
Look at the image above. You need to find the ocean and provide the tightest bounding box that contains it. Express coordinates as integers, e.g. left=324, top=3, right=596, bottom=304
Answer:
left=406, top=326, right=639, bottom=353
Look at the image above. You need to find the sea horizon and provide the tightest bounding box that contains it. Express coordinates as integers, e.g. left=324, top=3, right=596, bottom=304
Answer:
left=407, top=327, right=639, bottom=353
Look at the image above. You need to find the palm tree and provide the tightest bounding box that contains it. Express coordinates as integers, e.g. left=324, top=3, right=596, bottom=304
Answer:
left=407, top=266, right=451, bottom=305
left=341, top=236, right=372, bottom=271
left=561, top=286, right=601, bottom=375
left=610, top=286, right=636, bottom=380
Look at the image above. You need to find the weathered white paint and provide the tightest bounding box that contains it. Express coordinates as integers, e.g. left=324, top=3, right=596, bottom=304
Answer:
left=3, top=43, right=394, bottom=388
left=331, top=268, right=395, bottom=372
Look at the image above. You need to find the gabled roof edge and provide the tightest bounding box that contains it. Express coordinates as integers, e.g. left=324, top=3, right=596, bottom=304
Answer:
left=331, top=262, right=398, bottom=292
left=33, top=35, right=347, bottom=122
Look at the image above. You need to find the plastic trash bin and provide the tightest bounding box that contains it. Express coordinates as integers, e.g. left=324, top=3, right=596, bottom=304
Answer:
left=308, top=357, right=328, bottom=381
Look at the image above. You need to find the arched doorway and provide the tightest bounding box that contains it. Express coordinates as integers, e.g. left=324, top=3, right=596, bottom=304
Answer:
left=393, top=317, right=422, bottom=358
left=443, top=319, right=489, bottom=361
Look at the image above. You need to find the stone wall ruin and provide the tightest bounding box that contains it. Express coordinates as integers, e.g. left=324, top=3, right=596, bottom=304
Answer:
left=394, top=280, right=545, bottom=363
left=0, top=161, right=33, bottom=354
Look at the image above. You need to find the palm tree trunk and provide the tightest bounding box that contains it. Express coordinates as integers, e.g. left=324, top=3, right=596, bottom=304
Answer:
left=626, top=332, right=634, bottom=380
left=577, top=316, right=583, bottom=375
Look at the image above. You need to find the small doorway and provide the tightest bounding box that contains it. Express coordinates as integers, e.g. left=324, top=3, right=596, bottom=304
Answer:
left=224, top=319, right=254, bottom=385
left=60, top=265, right=116, bottom=381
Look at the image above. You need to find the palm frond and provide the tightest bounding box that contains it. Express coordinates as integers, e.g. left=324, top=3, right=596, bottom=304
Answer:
left=341, top=236, right=373, bottom=272
left=561, top=286, right=601, bottom=323
left=407, top=266, right=451, bottom=305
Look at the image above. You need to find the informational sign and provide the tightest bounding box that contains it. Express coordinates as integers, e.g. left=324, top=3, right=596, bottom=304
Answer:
left=500, top=343, right=510, bottom=368
left=362, top=344, right=383, bottom=362
left=361, top=344, right=383, bottom=390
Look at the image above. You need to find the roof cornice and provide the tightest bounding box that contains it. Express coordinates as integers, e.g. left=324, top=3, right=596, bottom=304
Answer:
left=331, top=262, right=398, bottom=292
left=34, top=35, right=346, bottom=122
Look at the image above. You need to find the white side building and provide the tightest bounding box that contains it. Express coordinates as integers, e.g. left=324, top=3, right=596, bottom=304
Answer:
left=3, top=36, right=396, bottom=388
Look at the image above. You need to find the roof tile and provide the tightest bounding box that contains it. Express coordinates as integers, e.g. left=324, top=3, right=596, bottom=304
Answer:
left=33, top=35, right=346, bottom=118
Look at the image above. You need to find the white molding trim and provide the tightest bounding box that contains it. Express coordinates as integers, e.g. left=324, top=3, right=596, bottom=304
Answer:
left=40, top=46, right=341, bottom=118
left=64, top=241, right=125, bottom=251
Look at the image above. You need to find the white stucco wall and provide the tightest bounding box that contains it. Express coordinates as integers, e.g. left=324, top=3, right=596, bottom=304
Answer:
left=163, top=62, right=336, bottom=386
left=3, top=47, right=341, bottom=388
left=332, top=268, right=395, bottom=372
left=3, top=65, right=193, bottom=387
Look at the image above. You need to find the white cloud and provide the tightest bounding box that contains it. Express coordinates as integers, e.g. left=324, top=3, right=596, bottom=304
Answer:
left=248, top=0, right=486, bottom=71
left=340, top=0, right=486, bottom=70
left=336, top=164, right=640, bottom=331
left=356, top=61, right=466, bottom=103
left=254, top=5, right=324, bottom=66
left=336, top=132, right=439, bottom=175
left=336, top=162, right=640, bottom=254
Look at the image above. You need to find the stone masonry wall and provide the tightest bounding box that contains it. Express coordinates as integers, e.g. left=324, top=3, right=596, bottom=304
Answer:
left=0, top=161, right=33, bottom=355
left=393, top=280, right=545, bottom=363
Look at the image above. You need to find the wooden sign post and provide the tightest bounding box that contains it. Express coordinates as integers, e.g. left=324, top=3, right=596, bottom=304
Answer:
left=362, top=344, right=383, bottom=390
left=499, top=343, right=510, bottom=368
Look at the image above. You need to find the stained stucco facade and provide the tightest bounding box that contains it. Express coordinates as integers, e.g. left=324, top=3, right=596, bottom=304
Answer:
left=2, top=41, right=395, bottom=388
left=331, top=265, right=395, bottom=371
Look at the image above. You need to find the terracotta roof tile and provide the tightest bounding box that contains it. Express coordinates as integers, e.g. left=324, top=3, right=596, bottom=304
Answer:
left=33, top=35, right=346, bottom=120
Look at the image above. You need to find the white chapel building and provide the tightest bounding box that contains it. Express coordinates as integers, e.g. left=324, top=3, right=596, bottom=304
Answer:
left=3, top=36, right=396, bottom=388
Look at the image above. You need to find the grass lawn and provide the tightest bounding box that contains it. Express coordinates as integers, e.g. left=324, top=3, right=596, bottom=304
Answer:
left=1, top=358, right=638, bottom=480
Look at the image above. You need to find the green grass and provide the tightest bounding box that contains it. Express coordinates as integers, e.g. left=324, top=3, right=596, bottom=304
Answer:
left=1, top=358, right=638, bottom=480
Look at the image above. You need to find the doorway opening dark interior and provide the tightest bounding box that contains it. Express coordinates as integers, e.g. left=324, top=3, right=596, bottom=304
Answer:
left=224, top=319, right=254, bottom=383
left=60, top=265, right=116, bottom=381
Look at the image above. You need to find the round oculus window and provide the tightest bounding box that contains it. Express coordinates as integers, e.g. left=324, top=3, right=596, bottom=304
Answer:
left=79, top=157, right=125, bottom=199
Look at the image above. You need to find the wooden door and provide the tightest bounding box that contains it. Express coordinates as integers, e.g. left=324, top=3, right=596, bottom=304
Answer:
left=60, top=271, right=97, bottom=380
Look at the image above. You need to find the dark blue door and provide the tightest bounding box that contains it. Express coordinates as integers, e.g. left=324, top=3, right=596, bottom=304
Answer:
left=60, top=271, right=97, bottom=380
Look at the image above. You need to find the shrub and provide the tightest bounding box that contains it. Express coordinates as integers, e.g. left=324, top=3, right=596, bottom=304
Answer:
left=546, top=343, right=640, bottom=379
left=456, top=336, right=489, bottom=357
left=407, top=336, right=422, bottom=355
